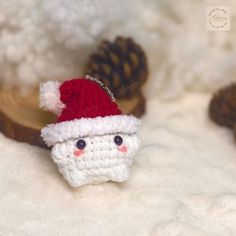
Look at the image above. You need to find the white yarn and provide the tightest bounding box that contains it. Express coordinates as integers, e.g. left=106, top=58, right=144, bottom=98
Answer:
left=39, top=81, right=65, bottom=115
left=51, top=133, right=140, bottom=187
left=41, top=115, right=141, bottom=146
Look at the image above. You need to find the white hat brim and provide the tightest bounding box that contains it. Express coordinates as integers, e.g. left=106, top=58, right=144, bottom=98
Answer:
left=41, top=115, right=141, bottom=146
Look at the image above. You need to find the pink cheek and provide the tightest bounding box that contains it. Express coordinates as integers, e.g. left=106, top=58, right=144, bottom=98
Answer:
left=118, top=145, right=128, bottom=153
left=73, top=149, right=85, bottom=158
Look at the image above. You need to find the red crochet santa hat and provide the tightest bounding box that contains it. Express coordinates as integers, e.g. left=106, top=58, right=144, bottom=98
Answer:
left=40, top=76, right=140, bottom=146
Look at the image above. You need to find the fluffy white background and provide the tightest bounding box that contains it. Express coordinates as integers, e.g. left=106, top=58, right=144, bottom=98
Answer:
left=1, top=1, right=236, bottom=235
left=1, top=93, right=236, bottom=235
left=0, top=0, right=236, bottom=98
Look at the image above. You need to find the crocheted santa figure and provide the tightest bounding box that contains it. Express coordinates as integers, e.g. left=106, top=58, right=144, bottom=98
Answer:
left=40, top=76, right=141, bottom=187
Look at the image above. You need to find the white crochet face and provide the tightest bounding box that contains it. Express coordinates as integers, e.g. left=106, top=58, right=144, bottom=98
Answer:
left=51, top=133, right=140, bottom=187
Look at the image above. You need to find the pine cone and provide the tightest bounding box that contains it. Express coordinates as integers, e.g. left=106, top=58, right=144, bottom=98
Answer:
left=209, top=83, right=236, bottom=128
left=84, top=36, right=148, bottom=99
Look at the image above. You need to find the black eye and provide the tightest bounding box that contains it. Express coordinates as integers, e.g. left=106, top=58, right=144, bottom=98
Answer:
left=114, top=135, right=123, bottom=146
left=76, top=139, right=86, bottom=150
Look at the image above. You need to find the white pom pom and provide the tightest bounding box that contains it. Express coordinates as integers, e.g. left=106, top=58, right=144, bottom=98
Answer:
left=39, top=81, right=65, bottom=115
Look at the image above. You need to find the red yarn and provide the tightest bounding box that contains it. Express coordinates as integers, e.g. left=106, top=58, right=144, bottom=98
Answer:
left=57, top=78, right=122, bottom=122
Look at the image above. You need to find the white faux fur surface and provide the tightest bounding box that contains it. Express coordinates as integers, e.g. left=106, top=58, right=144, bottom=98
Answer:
left=1, top=93, right=236, bottom=235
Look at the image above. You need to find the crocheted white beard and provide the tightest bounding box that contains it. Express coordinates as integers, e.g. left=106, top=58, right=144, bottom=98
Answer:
left=51, top=133, right=140, bottom=187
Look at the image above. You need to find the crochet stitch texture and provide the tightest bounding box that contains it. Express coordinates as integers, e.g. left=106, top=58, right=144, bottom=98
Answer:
left=40, top=77, right=141, bottom=187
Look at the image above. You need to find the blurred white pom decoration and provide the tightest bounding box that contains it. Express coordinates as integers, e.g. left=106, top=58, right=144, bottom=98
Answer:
left=0, top=0, right=236, bottom=99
